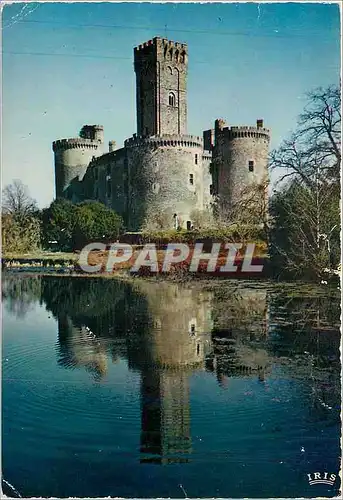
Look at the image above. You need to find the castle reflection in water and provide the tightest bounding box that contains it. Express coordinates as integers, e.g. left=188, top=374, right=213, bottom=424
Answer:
left=35, top=277, right=269, bottom=464
left=4, top=275, right=339, bottom=466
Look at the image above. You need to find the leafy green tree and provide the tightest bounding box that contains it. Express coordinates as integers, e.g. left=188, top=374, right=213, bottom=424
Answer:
left=2, top=213, right=41, bottom=254
left=42, top=199, right=123, bottom=250
left=73, top=201, right=123, bottom=248
left=41, top=199, right=76, bottom=251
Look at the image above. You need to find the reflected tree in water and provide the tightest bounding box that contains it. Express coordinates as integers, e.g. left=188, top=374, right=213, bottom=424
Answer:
left=2, top=275, right=42, bottom=318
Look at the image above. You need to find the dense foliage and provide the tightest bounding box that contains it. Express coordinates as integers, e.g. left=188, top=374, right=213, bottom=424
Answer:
left=2, top=182, right=124, bottom=253
left=42, top=199, right=124, bottom=250
left=2, top=213, right=41, bottom=254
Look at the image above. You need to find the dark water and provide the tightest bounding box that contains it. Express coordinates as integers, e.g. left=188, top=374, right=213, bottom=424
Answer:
left=2, top=275, right=341, bottom=498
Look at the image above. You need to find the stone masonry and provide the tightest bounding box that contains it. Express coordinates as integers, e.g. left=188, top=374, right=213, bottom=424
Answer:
left=52, top=36, right=271, bottom=230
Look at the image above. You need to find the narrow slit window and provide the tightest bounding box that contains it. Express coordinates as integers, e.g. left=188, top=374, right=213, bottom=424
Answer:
left=168, top=92, right=176, bottom=106
left=210, top=184, right=213, bottom=195
left=195, top=154, right=198, bottom=165
left=107, top=180, right=112, bottom=198
left=248, top=160, right=254, bottom=172
left=189, top=173, right=194, bottom=185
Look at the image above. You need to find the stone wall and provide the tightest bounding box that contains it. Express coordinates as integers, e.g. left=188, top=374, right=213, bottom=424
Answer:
left=52, top=39, right=271, bottom=229
left=53, top=139, right=103, bottom=200
left=129, top=281, right=213, bottom=368
left=125, top=135, right=204, bottom=230
left=53, top=126, right=104, bottom=199
left=202, top=152, right=213, bottom=212
left=134, top=37, right=188, bottom=136
left=212, top=119, right=270, bottom=217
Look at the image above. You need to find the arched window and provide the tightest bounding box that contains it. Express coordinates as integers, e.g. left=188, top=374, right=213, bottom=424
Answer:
left=168, top=92, right=176, bottom=106
left=167, top=66, right=173, bottom=75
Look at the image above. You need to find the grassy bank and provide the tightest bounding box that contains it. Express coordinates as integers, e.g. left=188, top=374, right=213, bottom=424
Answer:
left=3, top=251, right=77, bottom=261
left=2, top=244, right=268, bottom=281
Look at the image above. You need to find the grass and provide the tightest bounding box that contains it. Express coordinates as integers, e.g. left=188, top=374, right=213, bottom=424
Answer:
left=3, top=251, right=78, bottom=261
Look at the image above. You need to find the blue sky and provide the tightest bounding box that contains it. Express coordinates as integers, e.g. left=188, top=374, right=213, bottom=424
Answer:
left=2, top=1, right=341, bottom=207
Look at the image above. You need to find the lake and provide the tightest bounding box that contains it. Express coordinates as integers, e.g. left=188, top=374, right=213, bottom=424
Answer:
left=2, top=275, right=341, bottom=498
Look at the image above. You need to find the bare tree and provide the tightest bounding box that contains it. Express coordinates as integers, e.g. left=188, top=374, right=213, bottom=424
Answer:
left=141, top=209, right=171, bottom=231
left=213, top=178, right=269, bottom=244
left=190, top=208, right=214, bottom=229
left=2, top=179, right=38, bottom=218
left=270, top=84, right=341, bottom=186
left=269, top=84, right=341, bottom=278
left=270, top=179, right=339, bottom=279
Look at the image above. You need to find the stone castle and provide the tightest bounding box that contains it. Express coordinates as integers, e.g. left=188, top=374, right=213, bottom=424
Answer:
left=53, top=36, right=270, bottom=231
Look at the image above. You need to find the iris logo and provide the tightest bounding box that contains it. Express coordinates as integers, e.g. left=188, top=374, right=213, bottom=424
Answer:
left=307, top=472, right=337, bottom=486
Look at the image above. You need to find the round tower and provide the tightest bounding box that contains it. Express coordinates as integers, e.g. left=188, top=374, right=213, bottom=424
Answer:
left=52, top=125, right=104, bottom=199
left=124, top=134, right=204, bottom=230
left=212, top=119, right=270, bottom=218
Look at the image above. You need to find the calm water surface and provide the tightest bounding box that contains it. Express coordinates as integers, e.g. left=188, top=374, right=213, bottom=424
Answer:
left=2, top=275, right=341, bottom=498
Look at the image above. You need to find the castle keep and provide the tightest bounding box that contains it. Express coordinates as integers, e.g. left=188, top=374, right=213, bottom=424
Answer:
left=53, top=37, right=270, bottom=230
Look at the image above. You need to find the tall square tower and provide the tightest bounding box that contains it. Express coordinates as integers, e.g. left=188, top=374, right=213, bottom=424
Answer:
left=134, top=37, right=188, bottom=136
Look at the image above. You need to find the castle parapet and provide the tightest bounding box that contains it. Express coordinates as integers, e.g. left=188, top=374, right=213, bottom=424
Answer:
left=213, top=118, right=270, bottom=142
left=124, top=134, right=203, bottom=149
left=52, top=138, right=100, bottom=152
left=202, top=152, right=212, bottom=162
left=134, top=37, right=187, bottom=53
left=220, top=125, right=270, bottom=141
left=79, top=124, right=104, bottom=143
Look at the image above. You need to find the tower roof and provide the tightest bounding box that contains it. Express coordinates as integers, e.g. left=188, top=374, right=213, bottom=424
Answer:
left=134, top=36, right=187, bottom=53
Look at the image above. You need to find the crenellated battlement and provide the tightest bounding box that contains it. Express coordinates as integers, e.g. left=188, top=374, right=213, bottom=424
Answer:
left=124, top=134, right=202, bottom=149
left=162, top=37, right=187, bottom=64
left=134, top=37, right=187, bottom=52
left=202, top=152, right=212, bottom=162
left=214, top=118, right=270, bottom=141
left=134, top=36, right=187, bottom=66
left=162, top=39, right=187, bottom=51
left=134, top=37, right=156, bottom=53
left=221, top=126, right=270, bottom=141
left=52, top=138, right=100, bottom=151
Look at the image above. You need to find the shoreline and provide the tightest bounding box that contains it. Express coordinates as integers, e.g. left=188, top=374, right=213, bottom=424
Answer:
left=2, top=251, right=340, bottom=288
